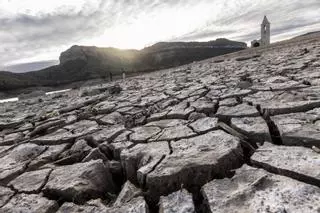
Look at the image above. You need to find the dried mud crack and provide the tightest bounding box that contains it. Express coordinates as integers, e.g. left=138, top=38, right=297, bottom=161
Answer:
left=0, top=34, right=320, bottom=212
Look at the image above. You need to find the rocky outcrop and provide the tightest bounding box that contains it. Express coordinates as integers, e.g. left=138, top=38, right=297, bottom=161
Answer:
left=0, top=33, right=319, bottom=212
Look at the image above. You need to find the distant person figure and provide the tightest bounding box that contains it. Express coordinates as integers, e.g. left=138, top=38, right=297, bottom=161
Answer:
left=122, top=71, right=126, bottom=80
left=109, top=72, right=113, bottom=81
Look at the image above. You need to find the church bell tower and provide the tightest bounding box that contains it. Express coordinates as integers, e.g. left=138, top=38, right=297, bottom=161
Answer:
left=261, top=16, right=270, bottom=46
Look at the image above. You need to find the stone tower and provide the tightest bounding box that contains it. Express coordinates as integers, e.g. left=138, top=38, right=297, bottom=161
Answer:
left=261, top=16, right=270, bottom=46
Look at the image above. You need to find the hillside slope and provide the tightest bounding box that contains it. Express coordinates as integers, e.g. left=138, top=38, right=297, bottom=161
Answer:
left=0, top=38, right=246, bottom=90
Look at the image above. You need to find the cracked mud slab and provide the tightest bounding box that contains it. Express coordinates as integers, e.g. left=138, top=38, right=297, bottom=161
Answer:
left=272, top=112, right=320, bottom=147
left=0, top=143, right=46, bottom=183
left=230, top=116, right=271, bottom=143
left=1, top=193, right=59, bottom=213
left=216, top=103, right=259, bottom=118
left=114, top=181, right=142, bottom=206
left=121, top=141, right=170, bottom=185
left=202, top=165, right=320, bottom=213
left=43, top=159, right=116, bottom=203
left=57, top=197, right=148, bottom=213
left=189, top=117, right=218, bottom=134
left=146, top=130, right=243, bottom=197
left=0, top=186, right=14, bottom=207
left=251, top=142, right=320, bottom=187
left=8, top=168, right=52, bottom=193
left=159, top=189, right=195, bottom=213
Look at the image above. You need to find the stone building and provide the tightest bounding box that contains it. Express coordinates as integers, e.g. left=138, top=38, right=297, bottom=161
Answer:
left=251, top=16, right=271, bottom=47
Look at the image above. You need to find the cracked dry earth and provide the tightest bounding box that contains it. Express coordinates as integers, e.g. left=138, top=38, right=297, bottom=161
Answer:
left=1, top=35, right=320, bottom=213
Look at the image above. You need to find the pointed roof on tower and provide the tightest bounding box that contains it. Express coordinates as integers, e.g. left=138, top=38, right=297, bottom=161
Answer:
left=262, top=16, right=270, bottom=25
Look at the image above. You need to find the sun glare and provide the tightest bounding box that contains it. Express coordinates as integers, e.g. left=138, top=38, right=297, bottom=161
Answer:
left=82, top=2, right=217, bottom=49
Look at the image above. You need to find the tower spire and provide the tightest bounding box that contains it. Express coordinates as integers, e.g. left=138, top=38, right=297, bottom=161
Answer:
left=261, top=16, right=270, bottom=46
left=262, top=15, right=270, bottom=25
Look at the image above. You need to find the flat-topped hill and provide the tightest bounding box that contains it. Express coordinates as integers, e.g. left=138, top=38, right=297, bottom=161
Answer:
left=0, top=38, right=246, bottom=91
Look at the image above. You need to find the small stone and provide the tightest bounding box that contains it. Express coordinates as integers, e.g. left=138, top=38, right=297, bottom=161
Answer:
left=109, top=84, right=122, bottom=95
left=312, top=146, right=320, bottom=153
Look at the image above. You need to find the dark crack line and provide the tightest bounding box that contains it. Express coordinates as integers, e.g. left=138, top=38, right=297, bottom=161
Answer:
left=0, top=189, right=17, bottom=209
left=192, top=188, right=211, bottom=213
left=10, top=169, right=54, bottom=195
left=142, top=155, right=167, bottom=190
left=168, top=141, right=173, bottom=155
left=251, top=160, right=320, bottom=188
left=0, top=146, right=48, bottom=186
left=256, top=105, right=283, bottom=145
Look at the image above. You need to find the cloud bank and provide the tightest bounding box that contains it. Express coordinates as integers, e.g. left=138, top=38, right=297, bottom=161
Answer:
left=0, top=0, right=319, bottom=71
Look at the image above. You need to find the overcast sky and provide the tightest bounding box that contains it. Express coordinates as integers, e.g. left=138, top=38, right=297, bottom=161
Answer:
left=0, top=0, right=319, bottom=71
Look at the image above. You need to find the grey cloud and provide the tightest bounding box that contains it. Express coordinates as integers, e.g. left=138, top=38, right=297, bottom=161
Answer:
left=0, top=0, right=319, bottom=69
left=171, top=29, right=237, bottom=41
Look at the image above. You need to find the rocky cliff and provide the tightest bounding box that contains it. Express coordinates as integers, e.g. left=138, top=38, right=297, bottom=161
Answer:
left=0, top=39, right=246, bottom=90
left=0, top=32, right=319, bottom=212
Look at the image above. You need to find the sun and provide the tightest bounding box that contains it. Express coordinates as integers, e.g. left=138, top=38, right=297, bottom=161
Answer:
left=82, top=3, right=216, bottom=50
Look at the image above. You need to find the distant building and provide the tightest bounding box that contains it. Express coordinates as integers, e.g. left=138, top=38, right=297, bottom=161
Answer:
left=251, top=16, right=271, bottom=48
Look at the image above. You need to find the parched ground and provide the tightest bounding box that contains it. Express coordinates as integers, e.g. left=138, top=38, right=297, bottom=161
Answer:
left=0, top=34, right=320, bottom=213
